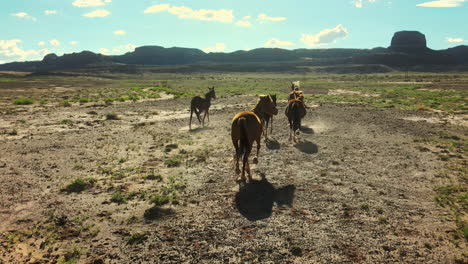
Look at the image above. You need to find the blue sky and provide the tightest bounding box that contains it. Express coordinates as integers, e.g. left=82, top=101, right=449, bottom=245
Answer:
left=1, top=0, right=467, bottom=63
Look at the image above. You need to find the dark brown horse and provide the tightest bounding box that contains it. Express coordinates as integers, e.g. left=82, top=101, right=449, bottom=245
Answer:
left=285, top=98, right=306, bottom=142
left=189, top=87, right=216, bottom=130
left=231, top=96, right=278, bottom=181
left=261, top=94, right=277, bottom=140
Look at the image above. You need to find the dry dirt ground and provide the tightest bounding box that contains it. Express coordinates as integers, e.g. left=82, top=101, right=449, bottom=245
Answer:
left=0, top=95, right=466, bottom=263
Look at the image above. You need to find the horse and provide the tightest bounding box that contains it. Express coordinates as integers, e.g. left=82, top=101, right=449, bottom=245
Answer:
left=285, top=98, right=306, bottom=142
left=189, top=87, right=216, bottom=130
left=231, top=95, right=278, bottom=181
left=262, top=94, right=277, bottom=140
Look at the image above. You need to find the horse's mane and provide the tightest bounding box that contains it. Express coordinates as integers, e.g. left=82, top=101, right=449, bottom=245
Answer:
left=252, top=95, right=272, bottom=111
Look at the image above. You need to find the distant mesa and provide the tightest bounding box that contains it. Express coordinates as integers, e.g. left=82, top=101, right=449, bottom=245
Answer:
left=389, top=31, right=428, bottom=53
left=42, top=53, right=59, bottom=64
left=0, top=30, right=467, bottom=72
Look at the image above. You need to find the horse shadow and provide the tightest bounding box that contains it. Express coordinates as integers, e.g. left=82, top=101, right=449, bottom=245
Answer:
left=295, top=140, right=318, bottom=154
left=235, top=176, right=296, bottom=221
left=266, top=138, right=281, bottom=150
left=300, top=126, right=315, bottom=135
left=188, top=126, right=214, bottom=133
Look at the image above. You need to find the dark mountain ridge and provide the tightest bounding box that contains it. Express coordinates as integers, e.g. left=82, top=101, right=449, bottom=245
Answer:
left=1, top=31, right=467, bottom=72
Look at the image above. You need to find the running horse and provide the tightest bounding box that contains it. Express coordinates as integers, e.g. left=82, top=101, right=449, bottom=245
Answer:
left=189, top=87, right=216, bottom=130
left=286, top=81, right=306, bottom=142
left=261, top=94, right=277, bottom=140
left=231, top=95, right=278, bottom=181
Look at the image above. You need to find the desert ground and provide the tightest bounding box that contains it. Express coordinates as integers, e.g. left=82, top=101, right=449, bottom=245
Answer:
left=0, top=71, right=466, bottom=263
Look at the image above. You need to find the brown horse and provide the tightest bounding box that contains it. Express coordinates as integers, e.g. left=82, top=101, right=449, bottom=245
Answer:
left=231, top=96, right=278, bottom=181
left=261, top=94, right=277, bottom=140
left=285, top=98, right=306, bottom=142
left=189, top=87, right=216, bottom=130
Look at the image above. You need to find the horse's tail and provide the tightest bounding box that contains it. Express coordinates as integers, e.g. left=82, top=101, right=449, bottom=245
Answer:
left=238, top=117, right=250, bottom=159
left=291, top=102, right=301, bottom=134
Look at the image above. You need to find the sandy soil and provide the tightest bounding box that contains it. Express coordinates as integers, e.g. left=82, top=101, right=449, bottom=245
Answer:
left=0, top=96, right=466, bottom=263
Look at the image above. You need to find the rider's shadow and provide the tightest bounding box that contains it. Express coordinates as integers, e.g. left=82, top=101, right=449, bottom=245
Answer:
left=235, top=176, right=295, bottom=221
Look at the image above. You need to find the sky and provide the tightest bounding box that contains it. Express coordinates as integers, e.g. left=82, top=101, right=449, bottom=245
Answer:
left=1, top=0, right=467, bottom=63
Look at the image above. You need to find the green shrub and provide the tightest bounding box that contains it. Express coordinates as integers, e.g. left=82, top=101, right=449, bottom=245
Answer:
left=150, top=195, right=171, bottom=206
left=111, top=192, right=127, bottom=204
left=13, top=98, right=34, bottom=105
left=127, top=233, right=147, bottom=245
left=60, top=119, right=73, bottom=125
left=79, top=98, right=89, bottom=104
left=105, top=113, right=119, bottom=120
left=62, top=100, right=71, bottom=107
left=164, top=155, right=181, bottom=167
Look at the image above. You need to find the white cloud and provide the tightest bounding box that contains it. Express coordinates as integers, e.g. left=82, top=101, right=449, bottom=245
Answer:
left=114, top=30, right=126, bottom=35
left=0, top=40, right=49, bottom=62
left=11, top=12, right=36, bottom=21
left=38, top=41, right=46, bottom=46
left=264, top=38, right=294, bottom=48
left=243, top=16, right=251, bottom=20
left=257, top=13, right=287, bottom=23
left=235, top=20, right=252, bottom=27
left=447, top=37, right=464, bottom=43
left=144, top=4, right=234, bottom=23
left=44, top=10, right=57, bottom=15
left=417, top=0, right=466, bottom=7
left=353, top=0, right=377, bottom=8
left=112, top=43, right=136, bottom=53
left=50, top=39, right=60, bottom=47
left=202, top=43, right=226, bottom=53
left=301, top=24, right=348, bottom=47
left=83, top=9, right=111, bottom=17
left=70, top=41, right=79, bottom=45
left=99, top=48, right=109, bottom=55
left=73, top=0, right=110, bottom=7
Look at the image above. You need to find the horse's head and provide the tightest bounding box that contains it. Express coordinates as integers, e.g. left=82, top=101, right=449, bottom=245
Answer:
left=259, top=95, right=278, bottom=116
left=207, top=86, right=216, bottom=100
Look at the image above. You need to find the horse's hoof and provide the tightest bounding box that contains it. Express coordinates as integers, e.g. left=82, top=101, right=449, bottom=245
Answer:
left=253, top=157, right=258, bottom=164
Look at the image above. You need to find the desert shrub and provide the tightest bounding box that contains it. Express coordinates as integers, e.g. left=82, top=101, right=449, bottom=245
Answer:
left=61, top=178, right=95, bottom=193
left=62, top=100, right=71, bottom=107
left=111, top=192, right=127, bottom=204
left=164, top=155, right=181, bottom=167
left=13, top=98, right=34, bottom=105
left=150, top=195, right=171, bottom=206
left=60, top=119, right=73, bottom=125
left=105, top=112, right=119, bottom=120
left=79, top=98, right=89, bottom=104
left=126, top=233, right=147, bottom=245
